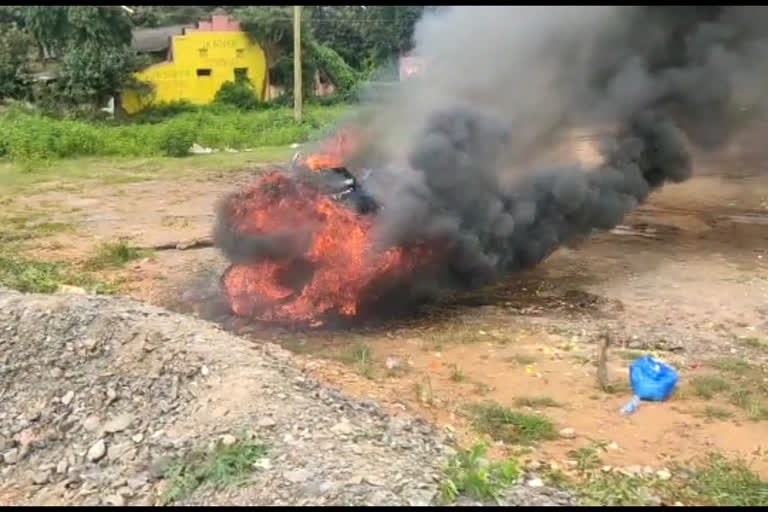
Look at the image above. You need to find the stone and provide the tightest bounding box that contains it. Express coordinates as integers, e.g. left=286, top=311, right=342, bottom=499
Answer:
left=87, top=440, right=106, bottom=462
left=131, top=433, right=144, bottom=443
left=82, top=416, right=101, bottom=432
left=103, top=414, right=134, bottom=434
left=32, top=470, right=50, bottom=485
left=601, top=465, right=612, bottom=473
left=385, top=357, right=403, bottom=370
left=107, top=443, right=133, bottom=461
left=221, top=434, right=237, bottom=446
left=3, top=448, right=19, bottom=465
left=527, top=478, right=545, bottom=488
left=330, top=420, right=354, bottom=435
left=56, top=458, right=69, bottom=474
left=284, top=469, right=312, bottom=483
left=558, top=427, right=577, bottom=439
left=656, top=469, right=672, bottom=481
left=257, top=417, right=276, bottom=429
left=127, top=476, right=148, bottom=490
left=61, top=391, right=75, bottom=406
left=104, top=494, right=125, bottom=507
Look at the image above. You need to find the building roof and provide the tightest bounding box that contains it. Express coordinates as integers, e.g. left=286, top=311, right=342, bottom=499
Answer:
left=131, top=24, right=193, bottom=53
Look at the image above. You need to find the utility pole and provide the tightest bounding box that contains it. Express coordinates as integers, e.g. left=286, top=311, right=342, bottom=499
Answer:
left=293, top=5, right=303, bottom=123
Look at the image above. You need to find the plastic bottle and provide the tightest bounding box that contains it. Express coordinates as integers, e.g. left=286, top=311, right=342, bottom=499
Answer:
left=620, top=395, right=641, bottom=415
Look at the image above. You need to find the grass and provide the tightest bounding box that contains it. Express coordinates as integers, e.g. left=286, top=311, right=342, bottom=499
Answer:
left=615, top=349, right=646, bottom=361
left=338, top=343, right=375, bottom=379
left=568, top=444, right=604, bottom=473
left=450, top=364, right=466, bottom=382
left=710, top=357, right=752, bottom=373
left=465, top=402, right=557, bottom=445
left=677, top=452, right=768, bottom=506
left=0, top=147, right=294, bottom=190
left=741, top=337, right=768, bottom=353
left=0, top=253, right=117, bottom=294
left=513, top=396, right=563, bottom=408
left=505, top=354, right=537, bottom=365
left=544, top=451, right=768, bottom=506
left=439, top=441, right=520, bottom=504
left=85, top=241, right=151, bottom=270
left=730, top=390, right=768, bottom=421
left=690, top=375, right=731, bottom=399
left=0, top=105, right=346, bottom=165
left=698, top=405, right=734, bottom=421
left=161, top=435, right=267, bottom=504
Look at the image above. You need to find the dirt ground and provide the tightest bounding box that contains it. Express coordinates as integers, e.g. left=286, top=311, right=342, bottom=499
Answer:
left=8, top=134, right=768, bottom=483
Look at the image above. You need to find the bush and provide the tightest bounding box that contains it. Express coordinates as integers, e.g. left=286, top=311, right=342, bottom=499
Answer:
left=159, top=119, right=195, bottom=157
left=0, top=104, right=348, bottom=162
left=214, top=80, right=271, bottom=111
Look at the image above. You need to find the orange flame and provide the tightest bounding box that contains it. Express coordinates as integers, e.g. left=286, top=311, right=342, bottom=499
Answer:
left=221, top=171, right=430, bottom=324
left=300, top=129, right=357, bottom=171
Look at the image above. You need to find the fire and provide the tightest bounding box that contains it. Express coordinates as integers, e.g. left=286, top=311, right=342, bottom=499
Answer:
left=219, top=170, right=430, bottom=325
left=300, top=129, right=357, bottom=171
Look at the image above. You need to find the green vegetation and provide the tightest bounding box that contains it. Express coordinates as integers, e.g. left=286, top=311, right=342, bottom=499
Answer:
left=679, top=452, right=768, bottom=506
left=85, top=241, right=151, bottom=270
left=698, top=405, right=734, bottom=421
left=339, top=343, right=375, bottom=379
left=439, top=441, right=520, bottom=503
left=161, top=435, right=267, bottom=504
left=450, top=364, right=466, bottom=382
left=545, top=452, right=768, bottom=506
left=465, top=402, right=557, bottom=445
left=690, top=375, right=731, bottom=399
left=741, top=337, right=768, bottom=353
left=0, top=105, right=345, bottom=164
left=513, top=396, right=563, bottom=409
left=0, top=253, right=116, bottom=294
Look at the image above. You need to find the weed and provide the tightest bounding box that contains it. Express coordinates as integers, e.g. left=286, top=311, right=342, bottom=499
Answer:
left=710, top=357, right=751, bottom=373
left=678, top=452, right=768, bottom=506
left=741, top=337, right=768, bottom=353
left=85, top=241, right=150, bottom=270
left=568, top=444, right=604, bottom=473
left=505, top=354, right=537, bottom=365
left=161, top=435, right=267, bottom=504
left=0, top=253, right=116, bottom=294
left=450, top=364, right=466, bottom=382
left=730, top=390, right=768, bottom=421
left=698, top=406, right=734, bottom=421
left=465, top=402, right=556, bottom=445
left=616, top=349, right=645, bottom=361
left=439, top=441, right=520, bottom=503
left=690, top=375, right=731, bottom=399
left=414, top=377, right=435, bottom=405
left=513, top=396, right=563, bottom=409
left=339, top=343, right=375, bottom=379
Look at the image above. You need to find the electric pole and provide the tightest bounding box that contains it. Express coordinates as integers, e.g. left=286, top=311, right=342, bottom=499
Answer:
left=293, top=5, right=303, bottom=123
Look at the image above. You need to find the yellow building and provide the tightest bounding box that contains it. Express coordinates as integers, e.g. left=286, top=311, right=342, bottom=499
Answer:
left=121, top=15, right=266, bottom=114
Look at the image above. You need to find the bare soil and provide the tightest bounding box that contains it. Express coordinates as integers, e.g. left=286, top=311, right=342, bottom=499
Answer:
left=10, top=135, right=768, bottom=482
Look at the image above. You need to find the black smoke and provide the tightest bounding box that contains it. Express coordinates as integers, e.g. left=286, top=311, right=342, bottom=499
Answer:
left=337, top=6, right=768, bottom=301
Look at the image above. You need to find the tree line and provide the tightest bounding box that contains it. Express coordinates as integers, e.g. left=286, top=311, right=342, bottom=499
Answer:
left=0, top=6, right=429, bottom=113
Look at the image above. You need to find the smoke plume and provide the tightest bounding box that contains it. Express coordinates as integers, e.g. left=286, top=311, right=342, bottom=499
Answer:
left=342, top=6, right=768, bottom=298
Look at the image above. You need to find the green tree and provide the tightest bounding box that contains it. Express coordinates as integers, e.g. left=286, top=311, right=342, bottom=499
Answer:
left=0, top=23, right=35, bottom=100
left=234, top=5, right=305, bottom=99
left=56, top=41, right=147, bottom=109
left=65, top=6, right=132, bottom=47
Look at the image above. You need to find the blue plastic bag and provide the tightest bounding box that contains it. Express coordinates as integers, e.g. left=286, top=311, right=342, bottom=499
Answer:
left=629, top=355, right=679, bottom=401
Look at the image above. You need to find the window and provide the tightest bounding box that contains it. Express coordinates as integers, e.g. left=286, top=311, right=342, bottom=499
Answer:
left=199, top=48, right=208, bottom=58
left=236, top=48, right=245, bottom=58
left=196, top=69, right=212, bottom=77
left=234, top=68, right=248, bottom=82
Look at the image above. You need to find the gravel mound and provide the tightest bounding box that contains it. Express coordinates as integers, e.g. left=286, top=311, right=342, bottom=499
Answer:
left=0, top=289, right=575, bottom=506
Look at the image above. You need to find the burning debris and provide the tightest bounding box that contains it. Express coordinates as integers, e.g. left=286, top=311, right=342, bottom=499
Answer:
left=214, top=6, right=768, bottom=325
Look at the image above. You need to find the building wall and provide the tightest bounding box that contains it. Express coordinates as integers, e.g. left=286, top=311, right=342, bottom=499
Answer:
left=121, top=28, right=266, bottom=114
